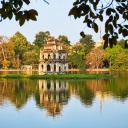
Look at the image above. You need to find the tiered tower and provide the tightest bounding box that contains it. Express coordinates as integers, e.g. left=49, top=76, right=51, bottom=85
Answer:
left=38, top=37, right=68, bottom=74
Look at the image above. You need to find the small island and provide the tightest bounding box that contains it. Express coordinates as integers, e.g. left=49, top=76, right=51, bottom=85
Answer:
left=0, top=73, right=115, bottom=79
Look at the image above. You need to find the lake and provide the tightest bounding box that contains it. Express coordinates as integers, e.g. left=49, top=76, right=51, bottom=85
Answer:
left=0, top=71, right=128, bottom=128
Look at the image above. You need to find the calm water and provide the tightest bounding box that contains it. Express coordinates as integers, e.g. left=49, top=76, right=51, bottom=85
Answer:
left=0, top=72, right=128, bottom=128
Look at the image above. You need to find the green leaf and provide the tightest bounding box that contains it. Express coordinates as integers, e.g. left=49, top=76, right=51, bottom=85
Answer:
left=18, top=0, right=23, bottom=7
left=113, top=16, right=117, bottom=28
left=122, top=29, right=128, bottom=37
left=103, top=38, right=108, bottom=49
left=8, top=11, right=13, bottom=20
left=83, top=5, right=90, bottom=15
left=99, top=9, right=104, bottom=14
left=73, top=1, right=79, bottom=6
left=99, top=15, right=103, bottom=21
left=30, top=15, right=37, bottom=21
left=80, top=31, right=86, bottom=38
left=118, top=27, right=122, bottom=34
left=103, top=34, right=110, bottom=40
left=93, top=3, right=97, bottom=10
left=23, top=0, right=30, bottom=5
left=112, top=36, right=117, bottom=45
left=106, top=8, right=111, bottom=16
left=19, top=16, right=25, bottom=26
left=124, top=25, right=128, bottom=29
left=83, top=15, right=88, bottom=23
left=16, top=11, right=23, bottom=21
left=69, top=8, right=75, bottom=16
left=93, top=22, right=98, bottom=33
left=29, top=9, right=38, bottom=16
left=115, top=13, right=119, bottom=20
left=108, top=24, right=113, bottom=35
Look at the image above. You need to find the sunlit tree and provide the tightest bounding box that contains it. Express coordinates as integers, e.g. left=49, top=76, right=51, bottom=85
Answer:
left=86, top=48, right=105, bottom=69
left=10, top=31, right=31, bottom=67
left=105, top=45, right=122, bottom=67
left=33, top=31, right=50, bottom=48
left=0, top=36, right=15, bottom=69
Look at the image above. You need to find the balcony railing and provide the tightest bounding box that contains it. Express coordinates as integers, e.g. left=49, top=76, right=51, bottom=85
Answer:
left=39, top=58, right=68, bottom=63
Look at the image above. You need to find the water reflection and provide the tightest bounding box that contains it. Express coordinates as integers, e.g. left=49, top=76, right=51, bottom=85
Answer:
left=39, top=80, right=69, bottom=117
left=0, top=73, right=128, bottom=117
left=0, top=79, right=39, bottom=108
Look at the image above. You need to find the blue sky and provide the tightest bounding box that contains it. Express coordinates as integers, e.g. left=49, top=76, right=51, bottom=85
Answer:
left=0, top=0, right=125, bottom=44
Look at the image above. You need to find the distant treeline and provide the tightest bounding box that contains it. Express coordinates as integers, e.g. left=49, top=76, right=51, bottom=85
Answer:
left=0, top=31, right=127, bottom=70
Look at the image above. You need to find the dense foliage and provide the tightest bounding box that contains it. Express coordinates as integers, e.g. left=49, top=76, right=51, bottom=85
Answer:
left=0, top=30, right=128, bottom=70
left=0, top=32, right=39, bottom=69
left=0, top=0, right=127, bottom=48
left=69, top=0, right=128, bottom=48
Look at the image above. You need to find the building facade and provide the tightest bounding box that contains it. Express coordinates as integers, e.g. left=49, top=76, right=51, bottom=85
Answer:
left=38, top=38, right=68, bottom=74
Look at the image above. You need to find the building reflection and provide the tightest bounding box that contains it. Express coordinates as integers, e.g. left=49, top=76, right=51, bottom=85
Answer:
left=39, top=80, right=69, bottom=117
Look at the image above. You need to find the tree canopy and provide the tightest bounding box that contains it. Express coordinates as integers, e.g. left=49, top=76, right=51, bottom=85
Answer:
left=69, top=0, right=128, bottom=48
left=0, top=0, right=127, bottom=48
left=33, top=31, right=50, bottom=48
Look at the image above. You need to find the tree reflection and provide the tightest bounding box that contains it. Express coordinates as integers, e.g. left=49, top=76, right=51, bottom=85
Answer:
left=0, top=79, right=38, bottom=109
left=68, top=80, right=95, bottom=107
left=0, top=73, right=128, bottom=117
left=106, top=72, right=128, bottom=101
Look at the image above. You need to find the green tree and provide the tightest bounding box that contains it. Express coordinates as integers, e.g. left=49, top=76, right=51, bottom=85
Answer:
left=68, top=43, right=85, bottom=71
left=68, top=53, right=85, bottom=71
left=0, top=36, right=15, bottom=69
left=58, top=35, right=71, bottom=50
left=58, top=35, right=70, bottom=45
left=80, top=34, right=93, bottom=44
left=105, top=45, right=123, bottom=67
left=33, top=31, right=50, bottom=48
left=110, top=49, right=128, bottom=70
left=117, top=39, right=126, bottom=48
left=70, top=43, right=83, bottom=53
left=10, top=31, right=31, bottom=65
left=22, top=49, right=39, bottom=67
left=79, top=34, right=95, bottom=54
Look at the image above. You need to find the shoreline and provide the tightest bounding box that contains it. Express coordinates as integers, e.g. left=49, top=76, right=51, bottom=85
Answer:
left=0, top=73, right=115, bottom=79
left=0, top=68, right=127, bottom=72
left=0, top=68, right=109, bottom=72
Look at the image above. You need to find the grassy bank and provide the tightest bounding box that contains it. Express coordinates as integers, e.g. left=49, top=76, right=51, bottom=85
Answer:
left=0, top=73, right=115, bottom=79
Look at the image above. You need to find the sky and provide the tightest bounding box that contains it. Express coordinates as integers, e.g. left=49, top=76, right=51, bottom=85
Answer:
left=0, top=0, right=125, bottom=44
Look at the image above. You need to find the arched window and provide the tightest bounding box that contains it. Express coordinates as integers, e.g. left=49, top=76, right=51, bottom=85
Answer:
left=42, top=83, right=44, bottom=89
left=48, top=54, right=50, bottom=59
left=54, top=64, right=56, bottom=72
left=47, top=64, right=51, bottom=72
left=59, top=67, right=61, bottom=72
left=53, top=54, right=56, bottom=59
left=41, top=65, right=44, bottom=71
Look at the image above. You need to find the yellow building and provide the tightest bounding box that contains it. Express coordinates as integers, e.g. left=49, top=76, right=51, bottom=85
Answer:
left=38, top=38, right=68, bottom=74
